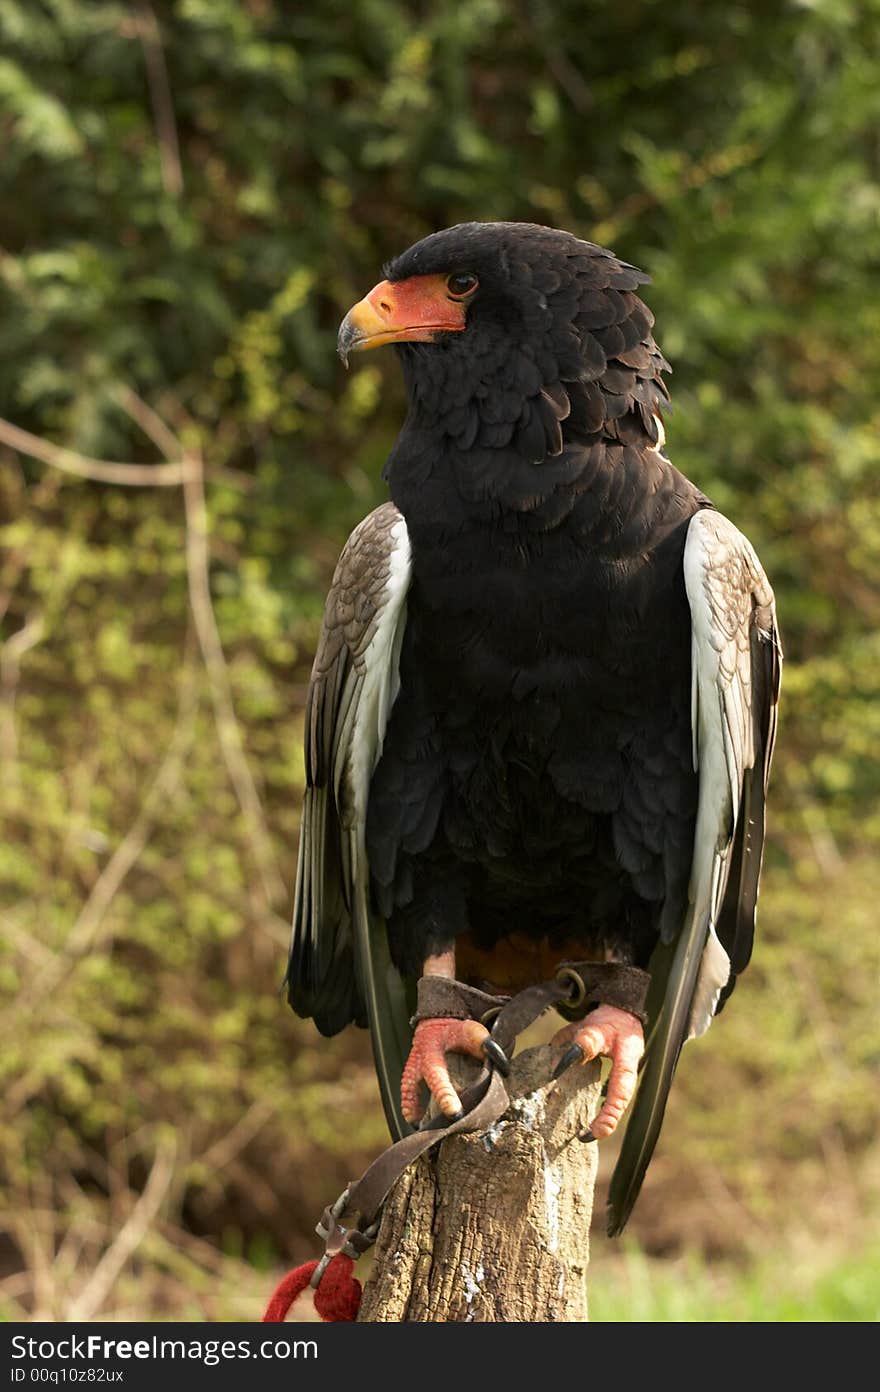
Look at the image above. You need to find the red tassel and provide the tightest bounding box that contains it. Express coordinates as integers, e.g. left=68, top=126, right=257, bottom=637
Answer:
left=313, top=1255, right=362, bottom=1321
left=262, top=1261, right=317, bottom=1322
left=262, top=1255, right=362, bottom=1323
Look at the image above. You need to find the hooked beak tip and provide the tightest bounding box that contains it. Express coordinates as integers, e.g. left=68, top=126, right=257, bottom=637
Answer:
left=336, top=307, right=364, bottom=367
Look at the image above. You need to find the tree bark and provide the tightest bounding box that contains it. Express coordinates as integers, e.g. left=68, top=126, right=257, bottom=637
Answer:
left=358, top=1045, right=601, bottom=1322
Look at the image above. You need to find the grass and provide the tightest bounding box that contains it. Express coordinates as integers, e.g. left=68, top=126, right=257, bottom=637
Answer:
left=589, top=1238, right=880, bottom=1322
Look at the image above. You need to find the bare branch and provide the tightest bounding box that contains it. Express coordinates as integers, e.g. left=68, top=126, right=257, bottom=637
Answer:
left=114, top=387, right=286, bottom=907
left=0, top=414, right=250, bottom=500
left=133, top=1, right=183, bottom=199
left=0, top=912, right=58, bottom=971
left=13, top=1193, right=57, bottom=1321
left=0, top=414, right=193, bottom=486
left=112, top=383, right=183, bottom=462
left=113, top=385, right=254, bottom=489
left=75, top=384, right=282, bottom=909
left=0, top=610, right=45, bottom=777
left=66, top=1133, right=177, bottom=1321
left=65, top=663, right=200, bottom=959
left=182, top=445, right=286, bottom=908
left=197, top=1098, right=275, bottom=1173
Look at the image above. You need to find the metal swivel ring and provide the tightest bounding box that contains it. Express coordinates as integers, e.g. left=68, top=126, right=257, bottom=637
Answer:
left=554, top=965, right=588, bottom=1021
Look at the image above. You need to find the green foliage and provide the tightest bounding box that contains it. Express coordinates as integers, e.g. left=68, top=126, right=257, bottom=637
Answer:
left=1, top=0, right=878, bottom=1317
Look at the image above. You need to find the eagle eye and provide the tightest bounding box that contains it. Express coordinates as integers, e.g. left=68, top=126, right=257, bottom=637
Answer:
left=446, top=272, right=479, bottom=300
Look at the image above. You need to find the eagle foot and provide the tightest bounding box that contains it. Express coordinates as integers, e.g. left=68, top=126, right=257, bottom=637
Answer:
left=552, top=1042, right=585, bottom=1079
left=551, top=1004, right=644, bottom=1139
left=400, top=1016, right=490, bottom=1125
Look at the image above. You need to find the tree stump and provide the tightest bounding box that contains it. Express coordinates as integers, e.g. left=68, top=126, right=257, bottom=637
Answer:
left=358, top=1045, right=601, bottom=1322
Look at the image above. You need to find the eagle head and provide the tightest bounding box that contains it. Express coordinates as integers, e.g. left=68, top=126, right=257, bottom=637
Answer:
left=338, top=222, right=670, bottom=462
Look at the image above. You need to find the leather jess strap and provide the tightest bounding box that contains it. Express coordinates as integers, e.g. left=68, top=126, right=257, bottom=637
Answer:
left=413, top=960, right=650, bottom=1029
left=411, top=977, right=509, bottom=1026
left=553, top=961, right=650, bottom=1026
left=320, top=961, right=649, bottom=1256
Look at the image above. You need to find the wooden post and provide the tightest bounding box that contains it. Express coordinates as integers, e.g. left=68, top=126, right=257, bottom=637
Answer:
left=358, top=1045, right=601, bottom=1322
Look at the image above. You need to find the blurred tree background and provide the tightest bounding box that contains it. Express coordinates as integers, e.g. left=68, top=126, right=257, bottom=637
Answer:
left=1, top=0, right=878, bottom=1320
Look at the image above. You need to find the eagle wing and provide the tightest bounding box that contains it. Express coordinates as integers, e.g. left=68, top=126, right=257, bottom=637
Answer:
left=286, top=501, right=413, bottom=1138
left=608, top=507, right=781, bottom=1234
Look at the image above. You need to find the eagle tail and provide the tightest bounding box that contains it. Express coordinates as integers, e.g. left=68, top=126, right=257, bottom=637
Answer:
left=286, top=786, right=363, bottom=1036
left=351, top=831, right=413, bottom=1141
left=606, top=910, right=711, bottom=1237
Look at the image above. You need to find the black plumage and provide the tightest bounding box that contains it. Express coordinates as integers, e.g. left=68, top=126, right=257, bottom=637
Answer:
left=288, top=222, right=780, bottom=1233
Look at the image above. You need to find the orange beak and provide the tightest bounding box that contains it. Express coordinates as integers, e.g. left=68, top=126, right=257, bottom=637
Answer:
left=337, top=274, right=468, bottom=365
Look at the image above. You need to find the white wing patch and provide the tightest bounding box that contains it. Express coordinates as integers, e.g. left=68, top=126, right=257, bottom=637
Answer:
left=338, top=515, right=411, bottom=824
left=683, top=509, right=776, bottom=1037
left=289, top=503, right=414, bottom=1125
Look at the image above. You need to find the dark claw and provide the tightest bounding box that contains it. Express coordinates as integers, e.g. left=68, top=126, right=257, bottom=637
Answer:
left=552, top=1043, right=585, bottom=1080
left=578, top=1128, right=597, bottom=1144
left=483, top=1038, right=511, bottom=1077
left=446, top=1108, right=465, bottom=1124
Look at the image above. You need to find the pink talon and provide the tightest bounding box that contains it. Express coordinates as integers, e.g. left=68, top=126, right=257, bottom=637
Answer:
left=401, top=1016, right=490, bottom=1124
left=552, top=1004, right=644, bottom=1139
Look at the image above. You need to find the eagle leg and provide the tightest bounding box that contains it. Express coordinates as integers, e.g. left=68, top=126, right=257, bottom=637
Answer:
left=552, top=1005, right=644, bottom=1139
left=400, top=1016, right=490, bottom=1124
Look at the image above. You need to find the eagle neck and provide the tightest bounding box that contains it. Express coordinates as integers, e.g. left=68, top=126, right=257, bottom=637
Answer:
left=385, top=423, right=698, bottom=555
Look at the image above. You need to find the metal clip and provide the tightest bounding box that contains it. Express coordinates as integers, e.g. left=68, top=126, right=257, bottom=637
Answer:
left=317, top=1186, right=356, bottom=1256
left=345, top=1216, right=381, bottom=1258
left=315, top=1184, right=381, bottom=1261
left=315, top=1185, right=351, bottom=1242
left=309, top=1251, right=332, bottom=1290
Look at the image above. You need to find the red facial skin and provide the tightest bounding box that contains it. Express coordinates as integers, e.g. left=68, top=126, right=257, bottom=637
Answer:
left=339, top=274, right=470, bottom=358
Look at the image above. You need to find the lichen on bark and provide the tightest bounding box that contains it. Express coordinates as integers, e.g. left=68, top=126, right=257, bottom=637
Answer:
left=359, top=1045, right=601, bottom=1322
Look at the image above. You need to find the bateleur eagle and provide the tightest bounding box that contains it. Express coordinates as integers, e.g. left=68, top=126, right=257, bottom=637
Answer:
left=287, top=222, right=781, bottom=1234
